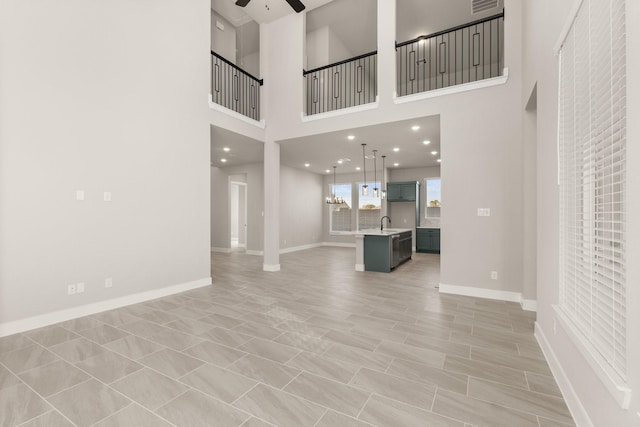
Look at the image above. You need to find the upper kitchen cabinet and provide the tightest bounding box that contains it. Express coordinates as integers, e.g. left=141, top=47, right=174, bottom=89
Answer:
left=386, top=181, right=419, bottom=202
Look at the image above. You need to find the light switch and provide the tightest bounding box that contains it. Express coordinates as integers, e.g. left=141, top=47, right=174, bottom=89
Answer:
left=76, top=190, right=85, bottom=201
left=103, top=191, right=112, bottom=202
left=477, top=208, right=490, bottom=217
left=77, top=282, right=85, bottom=293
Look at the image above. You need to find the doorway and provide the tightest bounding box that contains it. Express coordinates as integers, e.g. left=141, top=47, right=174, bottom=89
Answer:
left=230, top=180, right=247, bottom=251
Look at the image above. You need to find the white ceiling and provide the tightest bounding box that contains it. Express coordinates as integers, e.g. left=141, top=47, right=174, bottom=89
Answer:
left=214, top=0, right=334, bottom=25
left=212, top=116, right=441, bottom=175
left=211, top=126, right=263, bottom=167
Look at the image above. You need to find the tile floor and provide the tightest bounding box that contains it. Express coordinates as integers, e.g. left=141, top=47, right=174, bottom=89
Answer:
left=0, top=248, right=575, bottom=426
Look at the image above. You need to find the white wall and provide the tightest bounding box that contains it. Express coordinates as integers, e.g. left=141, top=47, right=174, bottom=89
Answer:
left=525, top=0, right=640, bottom=425
left=280, top=166, right=323, bottom=250
left=211, top=10, right=236, bottom=62
left=0, top=0, right=211, bottom=329
left=305, top=25, right=353, bottom=70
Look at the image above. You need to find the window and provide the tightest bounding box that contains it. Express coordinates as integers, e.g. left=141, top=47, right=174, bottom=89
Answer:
left=329, top=183, right=352, bottom=232
left=425, top=178, right=441, bottom=218
left=358, top=182, right=381, bottom=230
left=558, top=0, right=626, bottom=380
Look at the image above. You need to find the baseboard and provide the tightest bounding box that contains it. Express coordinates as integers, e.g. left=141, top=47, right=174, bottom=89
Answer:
left=521, top=299, right=538, bottom=312
left=322, top=242, right=356, bottom=248
left=210, top=247, right=232, bottom=253
left=438, top=282, right=523, bottom=303
left=535, top=322, right=594, bottom=427
left=280, top=243, right=323, bottom=254
left=0, top=277, right=212, bottom=337
left=246, top=250, right=264, bottom=256
left=355, top=264, right=365, bottom=272
left=263, top=264, right=280, bottom=272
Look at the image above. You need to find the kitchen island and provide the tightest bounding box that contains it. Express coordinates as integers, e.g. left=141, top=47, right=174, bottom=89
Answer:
left=354, top=228, right=413, bottom=272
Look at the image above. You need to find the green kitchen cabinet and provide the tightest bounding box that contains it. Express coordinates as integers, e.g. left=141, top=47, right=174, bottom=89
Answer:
left=386, top=181, right=419, bottom=202
left=416, top=228, right=440, bottom=253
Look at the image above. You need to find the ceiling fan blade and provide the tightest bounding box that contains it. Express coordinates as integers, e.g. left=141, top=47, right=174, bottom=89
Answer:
left=285, top=0, right=305, bottom=13
left=235, top=0, right=251, bottom=7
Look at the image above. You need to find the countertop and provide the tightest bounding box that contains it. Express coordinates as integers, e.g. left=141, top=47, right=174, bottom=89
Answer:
left=416, top=226, right=441, bottom=229
left=356, top=228, right=413, bottom=236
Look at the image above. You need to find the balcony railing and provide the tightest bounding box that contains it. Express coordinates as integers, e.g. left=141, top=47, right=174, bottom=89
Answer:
left=303, top=51, right=377, bottom=116
left=211, top=51, right=263, bottom=121
left=396, top=11, right=504, bottom=97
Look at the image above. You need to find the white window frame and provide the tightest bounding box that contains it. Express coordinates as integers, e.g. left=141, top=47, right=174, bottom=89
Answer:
left=328, top=182, right=353, bottom=234
left=556, top=0, right=630, bottom=408
left=424, top=177, right=441, bottom=218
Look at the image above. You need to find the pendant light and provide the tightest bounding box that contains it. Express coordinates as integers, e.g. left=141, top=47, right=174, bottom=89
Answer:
left=326, top=166, right=344, bottom=204
left=361, top=143, right=368, bottom=196
left=372, top=150, right=379, bottom=198
left=381, top=155, right=387, bottom=199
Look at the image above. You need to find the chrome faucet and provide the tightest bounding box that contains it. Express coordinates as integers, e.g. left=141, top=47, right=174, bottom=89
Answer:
left=380, top=216, right=391, bottom=231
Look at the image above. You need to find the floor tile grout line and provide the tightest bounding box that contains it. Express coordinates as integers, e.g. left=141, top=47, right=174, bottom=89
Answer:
left=312, top=408, right=329, bottom=427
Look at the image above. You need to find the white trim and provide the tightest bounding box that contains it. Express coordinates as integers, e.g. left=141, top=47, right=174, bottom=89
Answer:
left=301, top=97, right=379, bottom=122
left=280, top=243, right=323, bottom=254
left=0, top=277, right=212, bottom=337
left=211, top=247, right=232, bottom=253
left=263, top=264, right=280, bottom=272
left=322, top=242, right=356, bottom=248
left=552, top=305, right=632, bottom=409
left=393, top=68, right=509, bottom=105
left=355, top=264, right=365, bottom=272
left=438, top=282, right=522, bottom=303
left=246, top=250, right=264, bottom=256
left=208, top=95, right=266, bottom=129
left=521, top=299, right=538, bottom=312
left=535, top=322, right=594, bottom=427
left=553, top=0, right=585, bottom=54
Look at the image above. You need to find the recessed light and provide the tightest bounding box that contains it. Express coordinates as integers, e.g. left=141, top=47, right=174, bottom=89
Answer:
left=423, top=140, right=431, bottom=145
left=393, top=147, right=400, bottom=152
left=325, top=169, right=331, bottom=173
left=437, top=159, right=442, bottom=163
left=220, top=158, right=227, bottom=163
left=394, top=163, right=399, bottom=167
left=431, top=151, right=438, bottom=155
left=304, top=163, right=310, bottom=167
left=338, top=160, right=343, bottom=164
left=223, top=147, right=230, bottom=152
left=356, top=167, right=361, bottom=171
left=347, top=135, right=355, bottom=140
left=411, top=125, right=420, bottom=131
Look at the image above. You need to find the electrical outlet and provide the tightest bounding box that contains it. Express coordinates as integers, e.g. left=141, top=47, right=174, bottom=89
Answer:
left=67, top=284, right=76, bottom=295
left=105, top=278, right=113, bottom=288
left=76, top=282, right=85, bottom=293
left=477, top=208, right=490, bottom=216
left=76, top=190, right=85, bottom=201
left=491, top=271, right=498, bottom=280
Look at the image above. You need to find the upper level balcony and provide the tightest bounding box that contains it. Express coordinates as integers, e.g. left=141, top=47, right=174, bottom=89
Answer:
left=209, top=0, right=505, bottom=121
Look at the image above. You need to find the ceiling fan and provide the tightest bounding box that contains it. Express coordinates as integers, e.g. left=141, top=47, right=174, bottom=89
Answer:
left=235, top=0, right=306, bottom=13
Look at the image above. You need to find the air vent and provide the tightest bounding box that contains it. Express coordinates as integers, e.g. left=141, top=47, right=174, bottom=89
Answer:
left=471, top=0, right=498, bottom=14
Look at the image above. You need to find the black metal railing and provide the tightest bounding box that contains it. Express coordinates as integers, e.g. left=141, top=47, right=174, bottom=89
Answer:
left=303, top=51, right=377, bottom=116
left=211, top=51, right=263, bottom=121
left=396, top=11, right=504, bottom=97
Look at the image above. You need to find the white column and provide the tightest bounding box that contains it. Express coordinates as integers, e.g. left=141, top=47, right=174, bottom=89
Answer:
left=377, top=0, right=396, bottom=105
left=263, top=139, right=280, bottom=271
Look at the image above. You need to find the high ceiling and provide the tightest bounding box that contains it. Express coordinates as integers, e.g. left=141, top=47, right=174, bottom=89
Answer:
left=211, top=116, right=441, bottom=175
left=210, top=0, right=503, bottom=174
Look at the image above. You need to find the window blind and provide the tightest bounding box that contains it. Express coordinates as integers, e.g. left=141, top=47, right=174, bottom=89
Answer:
left=558, top=0, right=627, bottom=379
